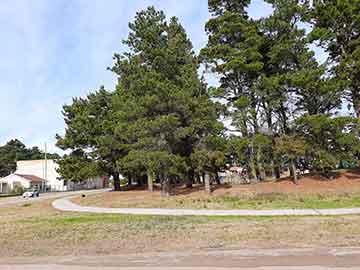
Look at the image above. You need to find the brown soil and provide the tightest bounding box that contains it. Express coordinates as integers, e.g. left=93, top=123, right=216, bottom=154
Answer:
left=213, top=170, right=360, bottom=196
left=72, top=170, right=360, bottom=209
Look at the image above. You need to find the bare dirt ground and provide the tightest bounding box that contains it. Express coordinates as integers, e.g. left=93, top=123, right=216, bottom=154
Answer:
left=72, top=170, right=360, bottom=210
left=224, top=170, right=360, bottom=195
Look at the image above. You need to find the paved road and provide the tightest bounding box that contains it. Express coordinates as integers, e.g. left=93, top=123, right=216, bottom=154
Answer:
left=53, top=196, right=360, bottom=216
left=0, top=189, right=109, bottom=208
left=1, top=266, right=357, bottom=270
left=2, top=248, right=360, bottom=269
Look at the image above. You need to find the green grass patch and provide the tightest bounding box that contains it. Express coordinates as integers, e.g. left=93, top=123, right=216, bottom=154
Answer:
left=19, top=212, right=284, bottom=228
left=136, top=192, right=360, bottom=210
left=203, top=193, right=360, bottom=209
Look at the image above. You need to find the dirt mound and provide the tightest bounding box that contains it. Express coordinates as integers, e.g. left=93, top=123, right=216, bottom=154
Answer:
left=213, top=170, right=360, bottom=196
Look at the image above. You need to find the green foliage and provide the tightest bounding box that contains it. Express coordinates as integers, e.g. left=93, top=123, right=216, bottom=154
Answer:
left=202, top=0, right=360, bottom=180
left=111, top=6, right=223, bottom=189
left=57, top=2, right=360, bottom=187
left=56, top=87, right=129, bottom=189
left=122, top=150, right=187, bottom=179
left=56, top=150, right=100, bottom=183
left=227, top=137, right=250, bottom=165
left=275, top=135, right=307, bottom=160
left=296, top=115, right=360, bottom=172
left=57, top=6, right=223, bottom=192
left=308, top=0, right=360, bottom=117
left=11, top=185, right=25, bottom=195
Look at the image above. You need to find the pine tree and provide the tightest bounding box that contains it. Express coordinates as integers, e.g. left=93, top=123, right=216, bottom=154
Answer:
left=202, top=0, right=353, bottom=183
left=56, top=87, right=128, bottom=191
left=201, top=0, right=265, bottom=181
left=111, top=7, right=223, bottom=195
left=308, top=0, right=360, bottom=118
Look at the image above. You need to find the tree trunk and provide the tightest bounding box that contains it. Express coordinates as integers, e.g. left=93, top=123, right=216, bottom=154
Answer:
left=257, top=153, right=265, bottom=181
left=113, top=173, right=121, bottom=191
left=201, top=172, right=205, bottom=184
left=249, top=144, right=257, bottom=181
left=161, top=177, right=171, bottom=197
left=256, top=145, right=266, bottom=181
left=290, top=159, right=298, bottom=185
left=215, top=171, right=221, bottom=185
left=270, top=159, right=276, bottom=179
left=196, top=173, right=201, bottom=184
left=147, top=170, right=154, bottom=192
left=204, top=173, right=212, bottom=194
left=128, top=174, right=133, bottom=186
left=275, top=165, right=281, bottom=179
left=186, top=169, right=194, bottom=188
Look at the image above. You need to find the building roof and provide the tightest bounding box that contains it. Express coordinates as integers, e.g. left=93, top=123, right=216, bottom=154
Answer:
left=14, top=174, right=45, bottom=183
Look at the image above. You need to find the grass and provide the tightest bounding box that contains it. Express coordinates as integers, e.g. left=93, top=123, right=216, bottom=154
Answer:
left=0, top=193, right=20, bottom=199
left=2, top=199, right=360, bottom=257
left=74, top=191, right=360, bottom=210
left=206, top=193, right=360, bottom=209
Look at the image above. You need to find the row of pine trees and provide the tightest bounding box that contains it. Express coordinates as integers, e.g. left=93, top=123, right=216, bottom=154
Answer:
left=56, top=0, right=360, bottom=195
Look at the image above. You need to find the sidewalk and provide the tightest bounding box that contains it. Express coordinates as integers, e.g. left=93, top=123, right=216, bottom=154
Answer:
left=3, top=247, right=360, bottom=269
left=52, top=197, right=360, bottom=216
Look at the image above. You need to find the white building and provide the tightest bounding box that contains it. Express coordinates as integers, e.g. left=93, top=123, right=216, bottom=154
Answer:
left=15, top=160, right=66, bottom=191
left=0, top=159, right=109, bottom=193
left=0, top=174, right=45, bottom=193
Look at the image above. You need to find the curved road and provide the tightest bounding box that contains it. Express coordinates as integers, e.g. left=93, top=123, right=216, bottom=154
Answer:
left=53, top=195, right=360, bottom=216
left=0, top=189, right=109, bottom=208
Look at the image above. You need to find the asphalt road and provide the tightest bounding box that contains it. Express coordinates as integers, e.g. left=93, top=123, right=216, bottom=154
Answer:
left=1, top=248, right=360, bottom=269
left=0, top=189, right=109, bottom=208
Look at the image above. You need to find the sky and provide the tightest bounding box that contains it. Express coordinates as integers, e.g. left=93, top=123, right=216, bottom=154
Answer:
left=0, top=0, right=317, bottom=153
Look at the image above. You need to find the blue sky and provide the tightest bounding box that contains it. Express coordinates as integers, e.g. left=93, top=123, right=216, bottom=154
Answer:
left=0, top=0, right=302, bottom=153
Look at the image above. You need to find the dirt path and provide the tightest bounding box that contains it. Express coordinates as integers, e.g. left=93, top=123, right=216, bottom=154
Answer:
left=2, top=248, right=360, bottom=269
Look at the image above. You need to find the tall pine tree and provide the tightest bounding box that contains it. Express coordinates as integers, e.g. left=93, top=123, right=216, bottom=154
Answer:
left=111, top=7, right=223, bottom=195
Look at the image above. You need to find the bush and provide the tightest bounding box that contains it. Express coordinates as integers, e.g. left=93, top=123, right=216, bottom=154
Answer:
left=12, top=186, right=24, bottom=195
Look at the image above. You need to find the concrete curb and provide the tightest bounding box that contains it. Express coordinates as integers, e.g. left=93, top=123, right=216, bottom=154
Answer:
left=52, top=197, right=360, bottom=216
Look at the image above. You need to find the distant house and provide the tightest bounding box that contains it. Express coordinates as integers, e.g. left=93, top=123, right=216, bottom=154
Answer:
left=0, top=159, right=108, bottom=194
left=15, top=159, right=66, bottom=191
left=0, top=174, right=45, bottom=193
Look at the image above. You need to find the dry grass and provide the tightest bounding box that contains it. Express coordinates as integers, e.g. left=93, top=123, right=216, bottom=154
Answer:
left=72, top=171, right=360, bottom=210
left=1, top=199, right=360, bottom=257
left=72, top=189, right=360, bottom=210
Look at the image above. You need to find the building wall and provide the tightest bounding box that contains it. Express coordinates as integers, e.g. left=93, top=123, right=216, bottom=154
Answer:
left=67, top=176, right=109, bottom=191
left=14, top=160, right=108, bottom=192
left=0, top=174, right=31, bottom=192
left=16, top=160, right=65, bottom=191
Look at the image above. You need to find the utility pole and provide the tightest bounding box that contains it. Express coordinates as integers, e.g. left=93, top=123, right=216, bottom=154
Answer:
left=44, top=142, right=48, bottom=192
left=45, top=142, right=47, bottom=180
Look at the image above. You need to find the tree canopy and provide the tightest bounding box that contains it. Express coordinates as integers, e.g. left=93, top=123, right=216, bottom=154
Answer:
left=57, top=2, right=360, bottom=191
left=57, top=7, right=223, bottom=194
left=201, top=0, right=360, bottom=183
